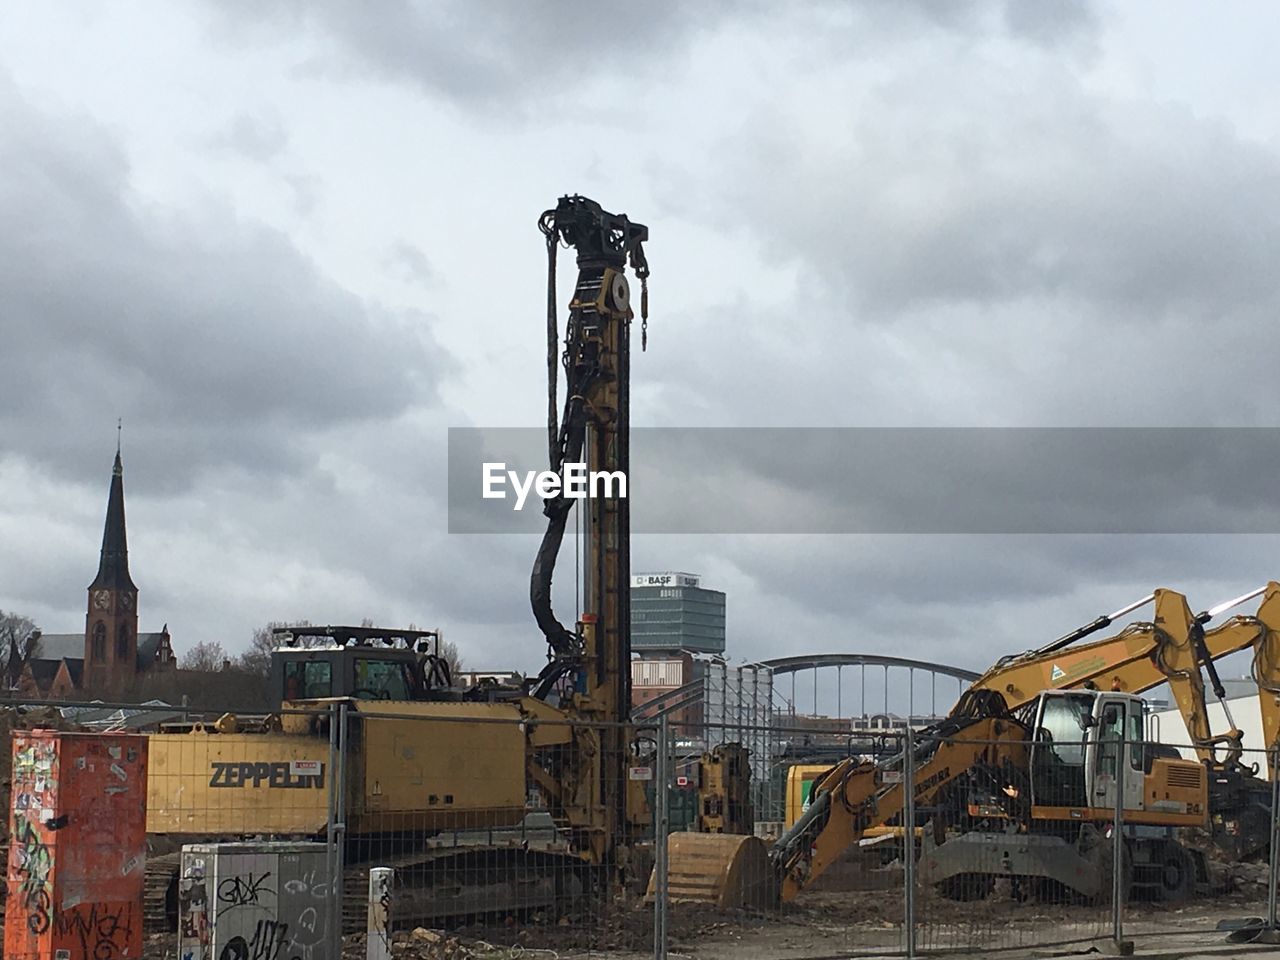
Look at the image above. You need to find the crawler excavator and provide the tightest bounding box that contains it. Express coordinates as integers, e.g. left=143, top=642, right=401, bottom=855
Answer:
left=142, top=195, right=657, bottom=930
left=664, top=583, right=1280, bottom=907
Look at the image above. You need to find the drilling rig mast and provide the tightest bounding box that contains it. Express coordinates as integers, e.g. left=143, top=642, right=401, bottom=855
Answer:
left=532, top=194, right=650, bottom=855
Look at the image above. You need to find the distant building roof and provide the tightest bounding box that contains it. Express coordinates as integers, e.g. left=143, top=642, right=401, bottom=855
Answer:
left=35, top=634, right=84, bottom=661
left=136, top=630, right=170, bottom=670
left=36, top=629, right=171, bottom=675
left=27, top=659, right=63, bottom=693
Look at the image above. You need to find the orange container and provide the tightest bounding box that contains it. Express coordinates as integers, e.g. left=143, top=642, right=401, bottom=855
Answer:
left=5, top=730, right=149, bottom=960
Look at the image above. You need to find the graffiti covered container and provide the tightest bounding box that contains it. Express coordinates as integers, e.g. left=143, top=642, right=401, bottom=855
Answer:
left=178, top=842, right=331, bottom=960
left=5, top=730, right=149, bottom=960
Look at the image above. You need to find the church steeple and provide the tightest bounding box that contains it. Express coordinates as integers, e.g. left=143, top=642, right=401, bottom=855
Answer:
left=88, top=447, right=137, bottom=593
left=85, top=441, right=140, bottom=691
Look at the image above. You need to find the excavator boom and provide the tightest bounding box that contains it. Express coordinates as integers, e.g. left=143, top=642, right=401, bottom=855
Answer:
left=967, top=583, right=1280, bottom=770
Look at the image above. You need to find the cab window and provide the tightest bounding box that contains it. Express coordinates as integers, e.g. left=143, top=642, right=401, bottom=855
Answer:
left=1128, top=707, right=1144, bottom=771
left=1097, top=702, right=1125, bottom=779
left=353, top=658, right=411, bottom=700
left=283, top=659, right=332, bottom=700
left=1036, top=693, right=1092, bottom=766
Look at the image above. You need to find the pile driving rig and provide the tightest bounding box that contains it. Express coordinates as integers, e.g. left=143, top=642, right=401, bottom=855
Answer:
left=143, top=196, right=653, bottom=931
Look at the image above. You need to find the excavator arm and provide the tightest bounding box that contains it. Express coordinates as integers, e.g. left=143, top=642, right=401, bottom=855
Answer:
left=965, top=588, right=1195, bottom=712
left=966, top=584, right=1280, bottom=772
left=1197, top=582, right=1280, bottom=771
left=772, top=716, right=1028, bottom=900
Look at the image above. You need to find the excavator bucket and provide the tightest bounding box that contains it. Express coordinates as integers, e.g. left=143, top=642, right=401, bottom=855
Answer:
left=648, top=832, right=774, bottom=910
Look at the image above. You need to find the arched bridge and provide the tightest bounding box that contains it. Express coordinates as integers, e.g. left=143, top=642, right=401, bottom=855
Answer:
left=632, top=652, right=980, bottom=724
left=761, top=653, right=981, bottom=722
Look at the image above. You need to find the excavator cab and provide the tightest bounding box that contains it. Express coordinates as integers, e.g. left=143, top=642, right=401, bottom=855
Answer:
left=269, top=625, right=453, bottom=708
left=1026, top=690, right=1145, bottom=812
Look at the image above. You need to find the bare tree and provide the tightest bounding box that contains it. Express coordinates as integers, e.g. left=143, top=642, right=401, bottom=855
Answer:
left=182, top=640, right=229, bottom=672
left=407, top=622, right=462, bottom=678
left=439, top=639, right=463, bottom=676
left=1, top=610, right=40, bottom=690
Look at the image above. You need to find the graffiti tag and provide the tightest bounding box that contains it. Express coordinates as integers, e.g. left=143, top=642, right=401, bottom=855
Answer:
left=217, top=919, right=290, bottom=960
left=217, top=872, right=274, bottom=908
left=54, top=901, right=135, bottom=960
left=13, top=816, right=53, bottom=934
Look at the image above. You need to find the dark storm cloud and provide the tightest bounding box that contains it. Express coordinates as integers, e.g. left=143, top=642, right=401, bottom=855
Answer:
left=854, top=0, right=1097, bottom=47
left=710, top=74, right=1280, bottom=319
left=1000, top=0, right=1099, bottom=46
left=718, top=533, right=1274, bottom=624
left=710, top=531, right=1280, bottom=676
left=0, top=75, right=449, bottom=492
left=210, top=0, right=741, bottom=105
left=207, top=0, right=1086, bottom=108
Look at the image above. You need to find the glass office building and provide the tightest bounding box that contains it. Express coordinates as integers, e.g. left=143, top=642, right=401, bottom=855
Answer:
left=630, top=572, right=726, bottom=655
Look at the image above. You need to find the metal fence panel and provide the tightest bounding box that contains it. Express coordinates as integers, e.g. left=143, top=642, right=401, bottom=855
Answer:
left=3, top=696, right=1280, bottom=956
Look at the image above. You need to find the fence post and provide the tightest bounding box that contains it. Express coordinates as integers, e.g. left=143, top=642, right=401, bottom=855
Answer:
left=1110, top=735, right=1131, bottom=954
left=654, top=716, right=670, bottom=960
left=326, top=701, right=342, bottom=959
left=903, top=726, right=917, bottom=960
left=367, top=866, right=394, bottom=960
left=336, top=702, right=350, bottom=954
left=1268, top=751, right=1279, bottom=932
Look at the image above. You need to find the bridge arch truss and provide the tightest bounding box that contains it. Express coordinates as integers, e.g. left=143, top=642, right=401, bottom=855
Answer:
left=761, top=653, right=980, bottom=722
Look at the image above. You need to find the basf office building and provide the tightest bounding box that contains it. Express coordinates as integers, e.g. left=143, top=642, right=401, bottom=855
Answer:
left=631, top=572, right=726, bottom=656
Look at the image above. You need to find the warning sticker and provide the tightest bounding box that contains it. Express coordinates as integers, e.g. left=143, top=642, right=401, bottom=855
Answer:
left=628, top=766, right=653, bottom=781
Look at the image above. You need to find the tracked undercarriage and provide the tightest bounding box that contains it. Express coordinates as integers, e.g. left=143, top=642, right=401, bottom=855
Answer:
left=143, top=832, right=622, bottom=936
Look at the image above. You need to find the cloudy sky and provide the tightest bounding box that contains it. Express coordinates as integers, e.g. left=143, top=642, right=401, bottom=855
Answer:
left=3, top=1, right=1280, bottom=708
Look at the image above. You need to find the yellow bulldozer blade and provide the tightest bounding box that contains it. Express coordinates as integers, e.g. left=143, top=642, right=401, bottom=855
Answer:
left=648, top=832, right=774, bottom=910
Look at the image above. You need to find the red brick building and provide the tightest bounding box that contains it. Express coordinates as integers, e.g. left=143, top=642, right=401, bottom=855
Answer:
left=631, top=652, right=704, bottom=727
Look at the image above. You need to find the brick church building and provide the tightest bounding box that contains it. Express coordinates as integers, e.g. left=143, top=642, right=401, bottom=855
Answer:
left=22, top=448, right=175, bottom=697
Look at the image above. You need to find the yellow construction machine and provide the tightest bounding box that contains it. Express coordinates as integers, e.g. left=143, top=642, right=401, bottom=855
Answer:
left=144, top=196, right=657, bottom=930
left=665, top=584, right=1280, bottom=907
left=695, top=743, right=753, bottom=835
left=961, top=581, right=1280, bottom=861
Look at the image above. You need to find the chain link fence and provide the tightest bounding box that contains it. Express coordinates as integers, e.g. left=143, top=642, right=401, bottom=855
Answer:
left=4, top=696, right=1280, bottom=958
left=649, top=721, right=1280, bottom=959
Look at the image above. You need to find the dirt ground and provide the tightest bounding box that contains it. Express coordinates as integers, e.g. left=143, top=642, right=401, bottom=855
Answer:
left=131, top=878, right=1280, bottom=960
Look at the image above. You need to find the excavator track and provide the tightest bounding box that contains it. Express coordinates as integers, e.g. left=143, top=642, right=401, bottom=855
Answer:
left=342, top=846, right=595, bottom=934
left=144, top=852, right=182, bottom=933
left=143, top=844, right=597, bottom=935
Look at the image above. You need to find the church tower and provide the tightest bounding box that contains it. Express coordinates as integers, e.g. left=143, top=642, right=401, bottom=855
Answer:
left=85, top=447, right=139, bottom=690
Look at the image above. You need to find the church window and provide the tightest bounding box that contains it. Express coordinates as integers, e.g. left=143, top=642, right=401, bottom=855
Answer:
left=116, top=624, right=130, bottom=660
left=91, top=622, right=107, bottom=662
